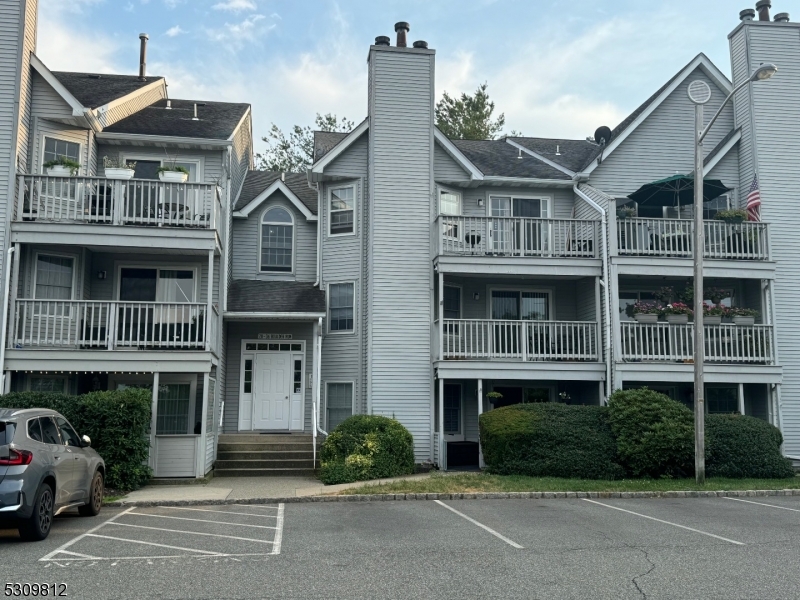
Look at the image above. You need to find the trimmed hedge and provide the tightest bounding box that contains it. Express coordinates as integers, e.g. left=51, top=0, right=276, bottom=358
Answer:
left=607, top=388, right=695, bottom=478
left=1, top=389, right=152, bottom=491
left=319, top=415, right=415, bottom=485
left=706, top=414, right=795, bottom=478
left=479, top=403, right=625, bottom=479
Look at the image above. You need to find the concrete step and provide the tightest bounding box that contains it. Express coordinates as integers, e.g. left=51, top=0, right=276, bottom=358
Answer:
left=216, top=450, right=314, bottom=461
left=217, top=442, right=314, bottom=452
left=218, top=434, right=313, bottom=443
left=215, top=459, right=317, bottom=469
left=213, top=467, right=317, bottom=477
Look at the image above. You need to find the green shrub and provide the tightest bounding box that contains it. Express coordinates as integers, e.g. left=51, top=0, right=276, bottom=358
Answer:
left=319, top=415, right=415, bottom=485
left=479, top=403, right=625, bottom=479
left=1, top=389, right=152, bottom=491
left=706, top=414, right=795, bottom=479
left=607, top=388, right=694, bottom=478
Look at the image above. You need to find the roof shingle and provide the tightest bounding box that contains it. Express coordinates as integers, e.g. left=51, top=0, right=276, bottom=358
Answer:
left=451, top=139, right=571, bottom=180
left=228, top=280, right=325, bottom=313
left=234, top=171, right=317, bottom=214
left=508, top=137, right=598, bottom=173
left=52, top=71, right=163, bottom=109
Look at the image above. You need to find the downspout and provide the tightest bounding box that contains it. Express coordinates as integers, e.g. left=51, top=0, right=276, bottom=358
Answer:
left=0, top=246, right=15, bottom=394
left=573, top=184, right=612, bottom=402
left=308, top=178, right=321, bottom=287
left=315, top=317, right=327, bottom=436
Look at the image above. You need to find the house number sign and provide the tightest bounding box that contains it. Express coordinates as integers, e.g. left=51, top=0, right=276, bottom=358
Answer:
left=258, top=334, right=292, bottom=340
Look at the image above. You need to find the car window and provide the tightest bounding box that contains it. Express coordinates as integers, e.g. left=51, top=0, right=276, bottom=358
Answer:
left=0, top=421, right=13, bottom=446
left=27, top=418, right=43, bottom=443
left=55, top=417, right=82, bottom=447
left=40, top=417, right=62, bottom=445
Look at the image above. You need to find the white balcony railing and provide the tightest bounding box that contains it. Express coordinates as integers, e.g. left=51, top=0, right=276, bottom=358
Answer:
left=620, top=322, right=773, bottom=363
left=439, top=319, right=598, bottom=361
left=436, top=216, right=598, bottom=258
left=10, top=300, right=212, bottom=350
left=616, top=218, right=769, bottom=260
left=16, top=175, right=221, bottom=230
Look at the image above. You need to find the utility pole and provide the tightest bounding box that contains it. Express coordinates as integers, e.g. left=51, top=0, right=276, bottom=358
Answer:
left=692, top=95, right=706, bottom=484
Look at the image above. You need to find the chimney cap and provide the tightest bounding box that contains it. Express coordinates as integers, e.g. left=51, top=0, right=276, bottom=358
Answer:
left=756, top=0, right=771, bottom=21
left=139, top=32, right=149, bottom=40
left=412, top=40, right=428, bottom=49
left=774, top=12, right=790, bottom=22
left=740, top=8, right=756, bottom=20
left=755, top=0, right=771, bottom=9
left=394, top=22, right=410, bottom=32
left=374, top=35, right=390, bottom=46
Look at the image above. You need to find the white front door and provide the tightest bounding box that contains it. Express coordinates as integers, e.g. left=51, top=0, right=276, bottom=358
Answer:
left=253, top=353, right=291, bottom=430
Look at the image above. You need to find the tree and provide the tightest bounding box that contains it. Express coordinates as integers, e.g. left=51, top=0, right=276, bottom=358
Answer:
left=435, top=82, right=506, bottom=140
left=256, top=113, right=354, bottom=172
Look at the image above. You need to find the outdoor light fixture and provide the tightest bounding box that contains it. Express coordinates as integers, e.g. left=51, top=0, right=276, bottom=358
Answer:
left=473, top=293, right=480, bottom=301
left=477, top=198, right=484, bottom=207
left=750, top=63, right=778, bottom=81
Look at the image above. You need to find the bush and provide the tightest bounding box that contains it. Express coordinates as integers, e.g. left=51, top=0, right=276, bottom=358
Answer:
left=706, top=414, right=795, bottom=478
left=607, top=388, right=694, bottom=478
left=1, top=389, right=152, bottom=491
left=479, top=403, right=625, bottom=479
left=319, top=415, right=415, bottom=485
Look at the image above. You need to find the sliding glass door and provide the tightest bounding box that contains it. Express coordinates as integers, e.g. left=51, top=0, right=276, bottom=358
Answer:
left=490, top=290, right=550, bottom=355
left=490, top=196, right=549, bottom=255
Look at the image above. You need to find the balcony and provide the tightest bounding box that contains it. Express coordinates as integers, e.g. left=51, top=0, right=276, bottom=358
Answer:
left=15, top=174, right=221, bottom=231
left=438, top=319, right=598, bottom=362
left=616, top=218, right=770, bottom=261
left=620, top=322, right=773, bottom=364
left=9, top=300, right=218, bottom=352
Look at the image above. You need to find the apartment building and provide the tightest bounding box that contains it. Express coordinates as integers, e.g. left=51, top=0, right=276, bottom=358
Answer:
left=1, top=2, right=798, bottom=476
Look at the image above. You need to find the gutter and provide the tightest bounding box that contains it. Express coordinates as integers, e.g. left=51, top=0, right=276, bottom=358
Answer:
left=573, top=185, right=613, bottom=402
left=0, top=246, right=15, bottom=394
left=96, top=132, right=234, bottom=148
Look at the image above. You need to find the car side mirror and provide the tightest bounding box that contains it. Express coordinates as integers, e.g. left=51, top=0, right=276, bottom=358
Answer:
left=0, top=445, right=8, bottom=460
left=81, top=435, right=91, bottom=448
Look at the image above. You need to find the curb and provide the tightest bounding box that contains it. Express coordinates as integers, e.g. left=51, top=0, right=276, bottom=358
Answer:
left=104, top=488, right=800, bottom=508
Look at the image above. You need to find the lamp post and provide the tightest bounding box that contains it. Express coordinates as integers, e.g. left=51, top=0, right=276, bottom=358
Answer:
left=688, top=62, right=776, bottom=484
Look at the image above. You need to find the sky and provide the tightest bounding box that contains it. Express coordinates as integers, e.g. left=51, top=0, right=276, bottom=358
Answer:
left=36, top=0, right=756, bottom=152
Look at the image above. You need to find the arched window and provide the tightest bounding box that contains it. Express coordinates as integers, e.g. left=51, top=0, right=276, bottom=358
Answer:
left=261, top=206, right=293, bottom=272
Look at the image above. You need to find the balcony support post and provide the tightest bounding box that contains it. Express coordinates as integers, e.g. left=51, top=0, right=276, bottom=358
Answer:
left=437, top=269, right=443, bottom=362
left=206, top=250, right=214, bottom=352
left=438, top=376, right=445, bottom=471
left=7, top=244, right=20, bottom=351
left=738, top=383, right=745, bottom=416
left=149, top=371, right=160, bottom=471
left=477, top=378, right=484, bottom=469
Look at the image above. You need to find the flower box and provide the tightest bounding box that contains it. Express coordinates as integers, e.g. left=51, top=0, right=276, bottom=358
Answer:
left=158, top=170, right=188, bottom=183
left=704, top=315, right=722, bottom=325
left=634, top=314, right=659, bottom=324
left=46, top=165, right=73, bottom=177
left=666, top=314, right=689, bottom=324
left=733, top=316, right=755, bottom=326
left=104, top=167, right=135, bottom=180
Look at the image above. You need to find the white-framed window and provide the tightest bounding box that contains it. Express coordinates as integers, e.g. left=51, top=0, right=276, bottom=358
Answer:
left=326, top=382, right=353, bottom=431
left=443, top=285, right=461, bottom=320
left=489, top=195, right=549, bottom=218
left=439, top=189, right=461, bottom=215
left=42, top=136, right=81, bottom=172
left=29, top=376, right=67, bottom=394
left=443, top=383, right=462, bottom=437
left=116, top=266, right=198, bottom=302
left=260, top=206, right=294, bottom=273
left=489, top=288, right=551, bottom=321
left=329, top=185, right=355, bottom=236
left=328, top=282, right=355, bottom=333
left=33, top=253, right=75, bottom=300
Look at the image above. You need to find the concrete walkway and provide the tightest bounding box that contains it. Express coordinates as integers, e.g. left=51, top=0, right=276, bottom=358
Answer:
left=117, top=472, right=436, bottom=503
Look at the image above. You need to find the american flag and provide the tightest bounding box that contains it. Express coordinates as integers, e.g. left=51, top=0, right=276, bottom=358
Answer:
left=746, top=174, right=762, bottom=222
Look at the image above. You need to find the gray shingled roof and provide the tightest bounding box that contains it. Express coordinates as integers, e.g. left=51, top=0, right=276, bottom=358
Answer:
left=104, top=99, right=250, bottom=140
left=228, top=280, right=325, bottom=313
left=451, top=139, right=572, bottom=180
left=313, top=131, right=349, bottom=161
left=234, top=171, right=317, bottom=214
left=52, top=71, right=164, bottom=109
left=508, top=137, right=598, bottom=173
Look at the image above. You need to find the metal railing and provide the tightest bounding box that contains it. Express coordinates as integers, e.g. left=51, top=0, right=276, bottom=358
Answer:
left=440, top=319, right=598, bottom=361
left=16, top=175, right=221, bottom=230
left=620, top=322, right=773, bottom=363
left=616, top=218, right=769, bottom=260
left=10, top=300, right=210, bottom=350
left=436, top=216, right=598, bottom=258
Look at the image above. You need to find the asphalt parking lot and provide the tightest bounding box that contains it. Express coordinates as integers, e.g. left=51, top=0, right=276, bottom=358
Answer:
left=1, top=496, right=800, bottom=599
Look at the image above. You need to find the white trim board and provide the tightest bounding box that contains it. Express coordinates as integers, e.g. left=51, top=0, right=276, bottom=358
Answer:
left=224, top=312, right=325, bottom=320
left=434, top=129, right=484, bottom=181
left=233, top=179, right=317, bottom=222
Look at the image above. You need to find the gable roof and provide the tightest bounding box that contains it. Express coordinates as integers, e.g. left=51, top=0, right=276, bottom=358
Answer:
left=450, top=139, right=572, bottom=180
left=104, top=99, right=250, bottom=140
left=507, top=137, right=598, bottom=174
left=51, top=71, right=164, bottom=110
left=311, top=119, right=369, bottom=173
left=314, top=131, right=350, bottom=161
left=234, top=171, right=318, bottom=217
left=227, top=280, right=325, bottom=314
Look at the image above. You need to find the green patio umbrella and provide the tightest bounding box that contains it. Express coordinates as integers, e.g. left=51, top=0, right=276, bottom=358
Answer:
left=627, top=174, right=731, bottom=214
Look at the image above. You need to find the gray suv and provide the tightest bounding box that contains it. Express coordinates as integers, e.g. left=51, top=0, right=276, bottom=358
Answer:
left=0, top=408, right=105, bottom=541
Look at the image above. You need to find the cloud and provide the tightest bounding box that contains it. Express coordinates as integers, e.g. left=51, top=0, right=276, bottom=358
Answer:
left=205, top=14, right=273, bottom=50
left=212, top=0, right=257, bottom=12
left=163, top=0, right=185, bottom=7
left=165, top=25, right=186, bottom=37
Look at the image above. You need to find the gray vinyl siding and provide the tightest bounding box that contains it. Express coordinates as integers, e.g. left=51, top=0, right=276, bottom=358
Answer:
left=434, top=142, right=470, bottom=182
left=231, top=192, right=316, bottom=282
left=706, top=146, right=740, bottom=201
left=97, top=82, right=167, bottom=128
left=575, top=277, right=596, bottom=322
left=30, top=71, right=73, bottom=119
left=368, top=47, right=435, bottom=461
left=32, top=119, right=92, bottom=175
left=325, top=132, right=368, bottom=177
left=730, top=27, right=756, bottom=197
left=734, top=22, right=800, bottom=453
left=460, top=186, right=574, bottom=218
left=589, top=66, right=735, bottom=197
left=222, top=321, right=314, bottom=433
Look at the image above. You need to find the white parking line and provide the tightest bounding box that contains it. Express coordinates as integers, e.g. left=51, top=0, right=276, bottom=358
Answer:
left=582, top=499, right=745, bottom=546
left=127, top=511, right=278, bottom=529
left=159, top=506, right=279, bottom=518
left=233, top=504, right=280, bottom=511
left=433, top=500, right=524, bottom=549
left=86, top=533, right=222, bottom=555
left=40, top=507, right=135, bottom=561
left=723, top=497, right=800, bottom=512
left=108, top=521, right=276, bottom=544
left=272, top=504, right=284, bottom=555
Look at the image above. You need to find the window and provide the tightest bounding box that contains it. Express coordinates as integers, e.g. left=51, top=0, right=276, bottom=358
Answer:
left=30, top=377, right=67, bottom=394
left=490, top=196, right=548, bottom=218
left=491, top=290, right=550, bottom=321
left=708, top=387, right=738, bottom=414
left=34, top=255, right=74, bottom=300
left=329, top=283, right=354, bottom=332
left=243, top=358, right=253, bottom=394
left=439, top=190, right=461, bottom=216
left=443, top=383, right=461, bottom=435
left=27, top=418, right=42, bottom=443
left=156, top=383, right=192, bottom=435
left=119, top=268, right=196, bottom=302
left=489, top=196, right=549, bottom=254
left=261, top=207, right=294, bottom=272
left=39, top=417, right=62, bottom=445
left=330, top=186, right=355, bottom=235
left=43, top=137, right=80, bottom=170
left=443, top=286, right=461, bottom=320
left=0, top=421, right=12, bottom=446
left=326, top=382, right=353, bottom=431
left=55, top=417, right=81, bottom=447
left=293, top=359, right=303, bottom=394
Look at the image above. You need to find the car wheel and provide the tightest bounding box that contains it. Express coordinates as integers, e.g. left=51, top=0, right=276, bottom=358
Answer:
left=78, top=471, right=103, bottom=517
left=18, top=483, right=54, bottom=541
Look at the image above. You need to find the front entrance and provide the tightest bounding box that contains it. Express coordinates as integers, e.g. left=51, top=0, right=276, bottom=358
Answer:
left=252, top=353, right=291, bottom=430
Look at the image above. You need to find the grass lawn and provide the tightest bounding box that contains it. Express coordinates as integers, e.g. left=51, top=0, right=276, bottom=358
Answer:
left=339, top=472, right=800, bottom=495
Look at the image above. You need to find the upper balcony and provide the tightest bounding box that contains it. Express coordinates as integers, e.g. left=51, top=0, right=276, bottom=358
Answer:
left=434, top=215, right=602, bottom=277
left=12, top=174, right=223, bottom=253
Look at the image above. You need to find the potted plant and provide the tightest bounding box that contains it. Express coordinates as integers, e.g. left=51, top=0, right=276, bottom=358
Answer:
left=653, top=286, right=675, bottom=306
left=714, top=208, right=748, bottom=224
left=662, top=302, right=693, bottom=324
left=703, top=302, right=727, bottom=325
left=705, top=287, right=728, bottom=305
left=632, top=301, right=661, bottom=324
left=103, top=156, right=136, bottom=180
left=730, top=307, right=759, bottom=326
left=486, top=391, right=503, bottom=407
left=44, top=155, right=80, bottom=177
left=617, top=205, right=636, bottom=219
left=157, top=159, right=189, bottom=183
